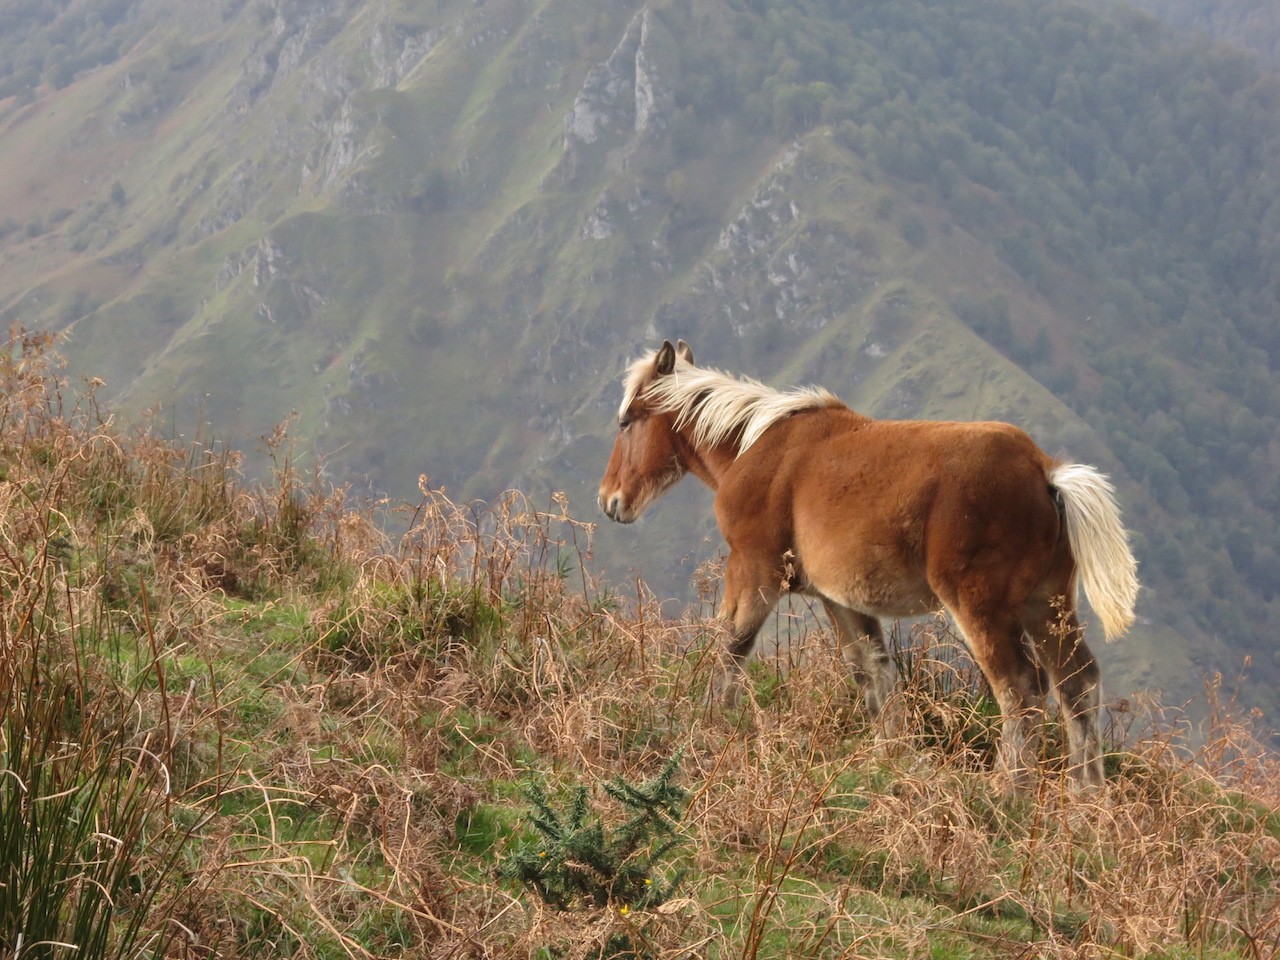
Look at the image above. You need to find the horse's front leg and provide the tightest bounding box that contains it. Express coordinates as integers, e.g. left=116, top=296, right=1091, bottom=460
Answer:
left=713, top=551, right=783, bottom=707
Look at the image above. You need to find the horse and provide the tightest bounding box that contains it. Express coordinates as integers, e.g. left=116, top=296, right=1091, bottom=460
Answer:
left=598, top=339, right=1138, bottom=792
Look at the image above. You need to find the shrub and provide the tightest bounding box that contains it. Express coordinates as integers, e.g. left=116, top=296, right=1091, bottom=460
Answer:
left=502, top=753, right=688, bottom=913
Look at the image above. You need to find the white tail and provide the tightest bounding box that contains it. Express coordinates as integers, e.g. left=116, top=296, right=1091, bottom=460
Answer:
left=1050, top=463, right=1139, bottom=641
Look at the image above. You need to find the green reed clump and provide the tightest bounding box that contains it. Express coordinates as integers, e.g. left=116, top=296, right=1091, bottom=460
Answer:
left=0, top=636, right=194, bottom=960
left=0, top=490, right=192, bottom=957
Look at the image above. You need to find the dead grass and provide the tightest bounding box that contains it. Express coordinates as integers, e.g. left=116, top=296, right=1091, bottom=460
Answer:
left=2, top=328, right=1278, bottom=959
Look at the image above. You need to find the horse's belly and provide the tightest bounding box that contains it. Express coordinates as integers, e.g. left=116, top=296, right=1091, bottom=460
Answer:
left=811, top=567, right=939, bottom=618
left=796, top=518, right=938, bottom=616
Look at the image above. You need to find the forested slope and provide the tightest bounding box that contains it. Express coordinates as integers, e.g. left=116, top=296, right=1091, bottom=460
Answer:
left=1121, top=0, right=1280, bottom=68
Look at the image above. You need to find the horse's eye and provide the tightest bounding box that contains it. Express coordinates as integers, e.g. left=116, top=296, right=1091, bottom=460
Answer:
left=619, top=417, right=633, bottom=431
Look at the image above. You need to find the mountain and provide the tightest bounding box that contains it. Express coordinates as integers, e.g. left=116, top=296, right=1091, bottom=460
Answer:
left=0, top=0, right=1278, bottom=726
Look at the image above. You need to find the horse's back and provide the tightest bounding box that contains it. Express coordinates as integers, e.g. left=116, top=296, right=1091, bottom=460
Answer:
left=783, top=414, right=1056, bottom=513
left=738, top=412, right=1063, bottom=615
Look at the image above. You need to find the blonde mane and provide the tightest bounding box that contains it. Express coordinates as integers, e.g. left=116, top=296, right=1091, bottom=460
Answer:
left=620, top=351, right=842, bottom=457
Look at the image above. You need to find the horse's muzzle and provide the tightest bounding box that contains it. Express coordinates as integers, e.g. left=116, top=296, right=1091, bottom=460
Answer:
left=598, top=491, right=634, bottom=524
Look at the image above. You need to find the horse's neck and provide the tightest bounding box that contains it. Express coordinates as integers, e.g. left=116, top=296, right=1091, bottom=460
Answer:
left=682, top=404, right=865, bottom=489
left=675, top=426, right=739, bottom=492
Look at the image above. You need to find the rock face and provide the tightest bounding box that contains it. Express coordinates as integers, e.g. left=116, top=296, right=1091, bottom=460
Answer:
left=239, top=0, right=356, bottom=107
left=563, top=12, right=644, bottom=147
left=317, top=100, right=364, bottom=191
left=229, top=4, right=445, bottom=203
left=370, top=20, right=442, bottom=88
left=252, top=236, right=286, bottom=288
left=581, top=196, right=616, bottom=240
left=661, top=141, right=877, bottom=342
left=308, top=17, right=440, bottom=193
left=634, top=10, right=677, bottom=135
left=560, top=8, right=679, bottom=177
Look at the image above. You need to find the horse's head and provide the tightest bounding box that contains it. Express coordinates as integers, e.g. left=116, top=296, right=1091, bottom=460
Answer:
left=598, top=339, right=694, bottom=523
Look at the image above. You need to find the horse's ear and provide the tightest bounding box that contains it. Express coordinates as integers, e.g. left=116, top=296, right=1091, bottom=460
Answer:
left=655, top=340, right=677, bottom=376
left=676, top=339, right=694, bottom=364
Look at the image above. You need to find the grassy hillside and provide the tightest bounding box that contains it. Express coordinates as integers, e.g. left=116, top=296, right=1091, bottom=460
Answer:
left=4, top=335, right=1280, bottom=958
left=0, top=0, right=1278, bottom=724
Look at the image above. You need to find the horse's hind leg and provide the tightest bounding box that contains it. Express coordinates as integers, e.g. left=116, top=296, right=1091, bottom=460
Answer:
left=820, top=600, right=896, bottom=718
left=1023, top=595, right=1104, bottom=791
left=949, top=606, right=1047, bottom=794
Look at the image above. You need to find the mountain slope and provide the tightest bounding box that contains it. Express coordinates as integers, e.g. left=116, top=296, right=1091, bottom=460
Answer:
left=0, top=0, right=1278, bottom=724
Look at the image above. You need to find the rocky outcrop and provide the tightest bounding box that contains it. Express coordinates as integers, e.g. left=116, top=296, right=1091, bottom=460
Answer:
left=306, top=18, right=440, bottom=194
left=716, top=145, right=803, bottom=255
left=370, top=21, right=442, bottom=88
left=579, top=186, right=653, bottom=242
left=233, top=3, right=442, bottom=202
left=315, top=100, right=365, bottom=191
left=238, top=0, right=355, bottom=107
left=214, top=234, right=326, bottom=331
left=252, top=236, right=286, bottom=288
left=664, top=141, right=878, bottom=339
left=192, top=160, right=258, bottom=244
left=563, top=12, right=643, bottom=148
left=581, top=197, right=616, bottom=240
left=634, top=10, right=677, bottom=135
left=558, top=9, right=679, bottom=180
left=212, top=203, right=281, bottom=287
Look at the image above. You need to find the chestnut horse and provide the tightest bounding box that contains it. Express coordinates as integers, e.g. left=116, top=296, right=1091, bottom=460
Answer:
left=599, top=340, right=1138, bottom=791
